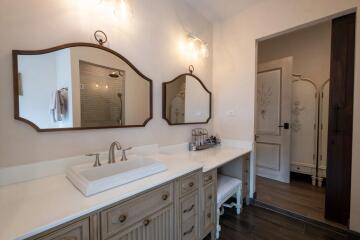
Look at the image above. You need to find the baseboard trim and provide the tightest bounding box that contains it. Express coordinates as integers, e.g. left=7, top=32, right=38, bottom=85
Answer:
left=252, top=200, right=348, bottom=234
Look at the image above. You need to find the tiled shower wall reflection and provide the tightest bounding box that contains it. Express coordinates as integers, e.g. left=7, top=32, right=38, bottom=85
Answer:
left=79, top=61, right=125, bottom=127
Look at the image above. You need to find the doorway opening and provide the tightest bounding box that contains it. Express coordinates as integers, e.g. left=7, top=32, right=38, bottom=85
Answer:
left=255, top=13, right=355, bottom=227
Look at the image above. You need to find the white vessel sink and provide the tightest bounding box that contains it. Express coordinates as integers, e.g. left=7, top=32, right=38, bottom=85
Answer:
left=66, top=156, right=167, bottom=196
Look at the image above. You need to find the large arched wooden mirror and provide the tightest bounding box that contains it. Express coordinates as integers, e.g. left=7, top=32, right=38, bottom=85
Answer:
left=13, top=43, right=153, bottom=131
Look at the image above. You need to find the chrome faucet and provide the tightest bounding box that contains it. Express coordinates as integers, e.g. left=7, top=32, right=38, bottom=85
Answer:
left=108, top=141, right=122, bottom=164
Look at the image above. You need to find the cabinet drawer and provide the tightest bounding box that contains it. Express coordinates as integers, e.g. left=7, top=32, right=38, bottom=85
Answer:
left=180, top=192, right=198, bottom=223
left=36, top=218, right=90, bottom=240
left=180, top=172, right=199, bottom=197
left=291, top=164, right=314, bottom=175
left=203, top=205, right=213, bottom=232
left=181, top=214, right=197, bottom=240
left=203, top=170, right=216, bottom=186
left=203, top=183, right=215, bottom=207
left=101, top=183, right=173, bottom=239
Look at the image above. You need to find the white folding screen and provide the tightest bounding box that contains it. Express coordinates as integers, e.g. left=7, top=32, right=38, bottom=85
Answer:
left=291, top=78, right=318, bottom=182
left=290, top=76, right=330, bottom=186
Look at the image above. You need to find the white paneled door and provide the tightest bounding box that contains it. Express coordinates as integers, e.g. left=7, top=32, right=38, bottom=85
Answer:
left=255, top=57, right=293, bottom=183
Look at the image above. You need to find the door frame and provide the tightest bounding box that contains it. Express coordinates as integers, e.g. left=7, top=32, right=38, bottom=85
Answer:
left=252, top=9, right=356, bottom=228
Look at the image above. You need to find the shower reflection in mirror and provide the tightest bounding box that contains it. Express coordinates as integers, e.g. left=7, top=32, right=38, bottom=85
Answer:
left=79, top=61, right=125, bottom=128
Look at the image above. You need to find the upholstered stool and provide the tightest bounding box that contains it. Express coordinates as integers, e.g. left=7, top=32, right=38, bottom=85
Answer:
left=216, top=174, right=242, bottom=239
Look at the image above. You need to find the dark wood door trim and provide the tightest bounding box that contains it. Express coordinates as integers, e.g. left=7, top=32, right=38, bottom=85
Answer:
left=325, top=12, right=356, bottom=226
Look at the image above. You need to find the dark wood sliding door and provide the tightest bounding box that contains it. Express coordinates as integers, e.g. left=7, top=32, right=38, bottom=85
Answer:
left=325, top=12, right=356, bottom=225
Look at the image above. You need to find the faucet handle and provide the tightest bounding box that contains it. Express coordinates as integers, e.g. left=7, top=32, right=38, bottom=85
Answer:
left=121, top=147, right=132, bottom=161
left=86, top=153, right=101, bottom=167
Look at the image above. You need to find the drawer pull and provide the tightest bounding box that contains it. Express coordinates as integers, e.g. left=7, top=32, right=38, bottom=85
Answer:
left=208, top=194, right=213, bottom=200
left=207, top=213, right=211, bottom=218
left=206, top=175, right=213, bottom=181
left=162, top=193, right=169, bottom=201
left=188, top=182, right=194, bottom=187
left=119, top=214, right=127, bottom=223
left=143, top=219, right=151, bottom=226
left=183, top=204, right=195, bottom=213
left=183, top=226, right=194, bottom=236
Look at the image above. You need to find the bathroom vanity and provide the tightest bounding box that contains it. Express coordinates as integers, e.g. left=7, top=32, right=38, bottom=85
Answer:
left=0, top=142, right=251, bottom=240
left=27, top=170, right=213, bottom=240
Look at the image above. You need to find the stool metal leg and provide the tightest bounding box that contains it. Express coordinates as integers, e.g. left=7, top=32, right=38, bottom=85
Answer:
left=216, top=207, right=221, bottom=239
left=236, top=185, right=242, bottom=215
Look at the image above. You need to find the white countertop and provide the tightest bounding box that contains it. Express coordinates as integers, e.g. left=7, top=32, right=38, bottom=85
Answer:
left=0, top=141, right=252, bottom=240
left=160, top=144, right=252, bottom=172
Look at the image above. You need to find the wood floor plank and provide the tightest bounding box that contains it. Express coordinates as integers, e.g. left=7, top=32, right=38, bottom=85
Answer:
left=256, top=176, right=326, bottom=221
left=217, top=206, right=347, bottom=240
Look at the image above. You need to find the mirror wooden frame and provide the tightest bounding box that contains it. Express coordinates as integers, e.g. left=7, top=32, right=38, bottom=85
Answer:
left=12, top=42, right=153, bottom=132
left=162, top=72, right=212, bottom=125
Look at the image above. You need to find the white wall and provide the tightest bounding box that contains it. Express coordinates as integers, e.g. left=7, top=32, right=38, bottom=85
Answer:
left=258, top=21, right=331, bottom=87
left=0, top=0, right=213, bottom=166
left=212, top=0, right=360, bottom=231
left=18, top=53, right=59, bottom=129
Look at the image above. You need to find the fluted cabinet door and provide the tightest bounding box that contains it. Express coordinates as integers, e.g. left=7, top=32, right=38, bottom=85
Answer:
left=107, top=220, right=146, bottom=240
left=145, top=205, right=174, bottom=240
left=107, top=205, right=174, bottom=240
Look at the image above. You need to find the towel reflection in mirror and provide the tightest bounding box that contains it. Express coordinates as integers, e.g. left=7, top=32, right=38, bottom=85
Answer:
left=50, top=88, right=68, bottom=122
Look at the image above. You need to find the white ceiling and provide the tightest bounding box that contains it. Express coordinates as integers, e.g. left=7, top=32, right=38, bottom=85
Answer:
left=184, top=0, right=265, bottom=22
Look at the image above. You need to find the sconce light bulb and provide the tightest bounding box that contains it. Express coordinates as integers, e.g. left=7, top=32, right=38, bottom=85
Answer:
left=95, top=84, right=99, bottom=88
left=200, top=43, right=209, bottom=58
left=188, top=39, right=195, bottom=51
left=114, top=0, right=131, bottom=19
left=185, top=33, right=209, bottom=59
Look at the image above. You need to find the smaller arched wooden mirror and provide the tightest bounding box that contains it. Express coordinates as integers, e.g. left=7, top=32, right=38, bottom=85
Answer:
left=162, top=65, right=211, bottom=125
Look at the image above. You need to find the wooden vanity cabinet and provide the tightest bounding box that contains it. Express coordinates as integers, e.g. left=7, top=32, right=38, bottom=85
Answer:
left=28, top=169, right=217, bottom=240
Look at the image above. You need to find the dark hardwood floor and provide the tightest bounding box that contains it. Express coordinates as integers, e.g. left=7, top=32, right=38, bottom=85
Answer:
left=217, top=206, right=347, bottom=240
left=256, top=176, right=326, bottom=221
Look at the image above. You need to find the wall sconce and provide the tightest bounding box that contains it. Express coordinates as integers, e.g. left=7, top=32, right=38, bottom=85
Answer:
left=181, top=33, right=209, bottom=59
